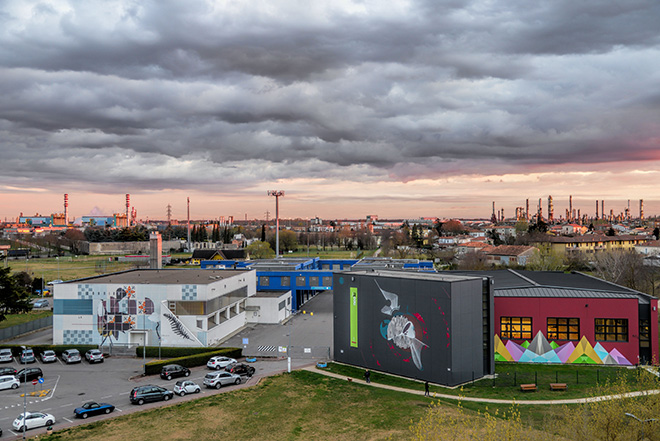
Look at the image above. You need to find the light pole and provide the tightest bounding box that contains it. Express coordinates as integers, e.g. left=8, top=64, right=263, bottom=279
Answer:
left=267, top=190, right=285, bottom=257
left=625, top=412, right=657, bottom=440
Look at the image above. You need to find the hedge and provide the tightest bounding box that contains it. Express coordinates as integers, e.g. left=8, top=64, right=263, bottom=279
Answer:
left=136, top=346, right=240, bottom=358
left=143, top=347, right=242, bottom=376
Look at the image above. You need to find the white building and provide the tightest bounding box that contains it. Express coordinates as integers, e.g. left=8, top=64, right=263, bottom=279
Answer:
left=52, top=269, right=256, bottom=348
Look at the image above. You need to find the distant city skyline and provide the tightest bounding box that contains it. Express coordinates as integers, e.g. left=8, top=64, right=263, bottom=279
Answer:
left=1, top=2, right=659, bottom=222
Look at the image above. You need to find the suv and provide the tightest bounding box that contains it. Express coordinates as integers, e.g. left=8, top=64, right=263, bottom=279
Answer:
left=226, top=363, right=255, bottom=377
left=61, top=349, right=82, bottom=364
left=129, top=385, right=173, bottom=405
left=207, top=356, right=236, bottom=370
left=85, top=349, right=104, bottom=363
left=16, top=367, right=43, bottom=383
left=20, top=348, right=35, bottom=364
left=203, top=371, right=241, bottom=389
left=0, top=348, right=13, bottom=363
left=160, top=364, right=190, bottom=380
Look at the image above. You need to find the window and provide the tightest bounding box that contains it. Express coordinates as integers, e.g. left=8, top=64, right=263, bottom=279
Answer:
left=547, top=318, right=579, bottom=341
left=322, top=276, right=333, bottom=286
left=278, top=300, right=286, bottom=311
left=595, top=318, right=628, bottom=342
left=259, top=276, right=270, bottom=286
left=296, top=276, right=306, bottom=286
left=309, top=276, right=319, bottom=286
left=281, top=276, right=291, bottom=287
left=500, top=317, right=532, bottom=340
left=639, top=319, right=650, bottom=348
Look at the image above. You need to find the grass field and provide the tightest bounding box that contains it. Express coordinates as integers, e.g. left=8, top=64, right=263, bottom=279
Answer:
left=0, top=310, right=52, bottom=329
left=6, top=255, right=147, bottom=282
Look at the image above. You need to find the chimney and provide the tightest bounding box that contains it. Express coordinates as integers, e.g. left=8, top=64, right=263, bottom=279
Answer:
left=640, top=199, right=644, bottom=220
left=64, top=194, right=69, bottom=226
left=548, top=195, right=554, bottom=222
left=126, top=194, right=131, bottom=227
left=150, top=232, right=162, bottom=269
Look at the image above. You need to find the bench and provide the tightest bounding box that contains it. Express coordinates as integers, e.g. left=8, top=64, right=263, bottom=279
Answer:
left=520, top=383, right=537, bottom=392
left=550, top=383, right=567, bottom=391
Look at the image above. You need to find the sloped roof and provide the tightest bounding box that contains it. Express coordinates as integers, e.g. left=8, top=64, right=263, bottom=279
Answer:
left=191, top=249, right=221, bottom=259
left=485, top=245, right=537, bottom=256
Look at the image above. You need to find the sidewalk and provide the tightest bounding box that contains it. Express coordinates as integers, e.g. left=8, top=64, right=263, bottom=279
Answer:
left=303, top=365, right=660, bottom=405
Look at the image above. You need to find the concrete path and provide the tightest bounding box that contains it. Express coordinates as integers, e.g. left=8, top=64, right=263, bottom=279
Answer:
left=303, top=365, right=660, bottom=405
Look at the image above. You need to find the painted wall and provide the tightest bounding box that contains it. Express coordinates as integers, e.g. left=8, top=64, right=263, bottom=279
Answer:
left=494, top=296, right=649, bottom=365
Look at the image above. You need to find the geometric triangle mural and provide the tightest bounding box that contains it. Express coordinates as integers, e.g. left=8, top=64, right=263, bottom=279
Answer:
left=495, top=332, right=633, bottom=366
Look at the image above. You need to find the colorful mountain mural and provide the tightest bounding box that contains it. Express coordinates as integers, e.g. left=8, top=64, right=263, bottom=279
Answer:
left=495, top=331, right=632, bottom=366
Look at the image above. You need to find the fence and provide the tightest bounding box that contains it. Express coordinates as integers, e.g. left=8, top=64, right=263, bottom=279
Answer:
left=0, top=316, right=53, bottom=341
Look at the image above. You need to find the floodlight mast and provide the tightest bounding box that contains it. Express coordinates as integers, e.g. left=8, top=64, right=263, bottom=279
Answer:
left=267, top=190, right=285, bottom=257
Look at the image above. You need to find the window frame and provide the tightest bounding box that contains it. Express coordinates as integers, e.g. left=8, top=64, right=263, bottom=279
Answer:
left=500, top=316, right=532, bottom=340
left=594, top=318, right=628, bottom=342
left=546, top=317, right=580, bottom=341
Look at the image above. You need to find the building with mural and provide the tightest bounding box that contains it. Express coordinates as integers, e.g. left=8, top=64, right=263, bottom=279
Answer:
left=333, top=270, right=494, bottom=387
left=52, top=269, right=256, bottom=348
left=453, top=270, right=659, bottom=366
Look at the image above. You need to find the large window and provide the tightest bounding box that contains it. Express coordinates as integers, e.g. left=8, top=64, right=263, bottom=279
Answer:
left=639, top=319, right=650, bottom=348
left=595, top=318, right=628, bottom=342
left=547, top=318, right=580, bottom=341
left=500, top=317, right=532, bottom=340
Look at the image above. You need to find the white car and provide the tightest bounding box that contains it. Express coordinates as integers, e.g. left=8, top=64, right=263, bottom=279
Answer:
left=12, top=412, right=55, bottom=432
left=207, top=356, right=237, bottom=370
left=40, top=350, right=57, bottom=363
left=0, top=348, right=13, bottom=363
left=173, top=380, right=201, bottom=396
left=0, top=375, right=20, bottom=390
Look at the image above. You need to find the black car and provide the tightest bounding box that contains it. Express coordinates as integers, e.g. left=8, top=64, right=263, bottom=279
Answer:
left=0, top=367, right=17, bottom=377
left=160, top=364, right=191, bottom=381
left=226, top=363, right=255, bottom=377
left=16, top=367, right=43, bottom=382
left=129, top=385, right=174, bottom=405
left=74, top=401, right=115, bottom=419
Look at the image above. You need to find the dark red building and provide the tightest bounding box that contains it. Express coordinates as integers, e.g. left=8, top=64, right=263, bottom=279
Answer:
left=455, top=270, right=658, bottom=366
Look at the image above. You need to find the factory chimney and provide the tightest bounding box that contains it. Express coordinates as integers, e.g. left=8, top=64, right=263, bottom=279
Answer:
left=125, top=194, right=131, bottom=227
left=150, top=232, right=162, bottom=269
left=64, top=194, right=69, bottom=226
left=569, top=195, right=573, bottom=221
left=640, top=199, right=644, bottom=220
left=601, top=201, right=604, bottom=220
left=596, top=200, right=599, bottom=219
left=187, top=197, right=191, bottom=252
left=548, top=195, right=554, bottom=222
left=526, top=199, right=529, bottom=221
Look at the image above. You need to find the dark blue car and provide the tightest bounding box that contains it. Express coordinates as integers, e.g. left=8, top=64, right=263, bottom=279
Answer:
left=73, top=402, right=115, bottom=419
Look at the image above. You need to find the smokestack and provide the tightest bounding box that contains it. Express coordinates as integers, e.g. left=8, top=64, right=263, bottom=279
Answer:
left=64, top=194, right=69, bottom=226
left=150, top=232, right=162, bottom=270
left=526, top=199, right=529, bottom=220
left=126, top=194, right=131, bottom=227
left=569, top=195, right=573, bottom=221
left=640, top=199, right=644, bottom=220
left=601, top=201, right=604, bottom=220
left=187, top=197, right=191, bottom=251
left=492, top=201, right=495, bottom=217
left=596, top=200, right=599, bottom=219
left=548, top=195, right=554, bottom=222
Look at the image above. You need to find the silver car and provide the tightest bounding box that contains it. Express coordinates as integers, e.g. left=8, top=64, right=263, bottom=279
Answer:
left=20, top=348, right=35, bottom=364
left=0, top=348, right=13, bottom=363
left=203, top=371, right=241, bottom=389
left=61, top=349, right=81, bottom=364
left=173, top=380, right=201, bottom=396
left=40, top=350, right=57, bottom=363
left=85, top=349, right=104, bottom=363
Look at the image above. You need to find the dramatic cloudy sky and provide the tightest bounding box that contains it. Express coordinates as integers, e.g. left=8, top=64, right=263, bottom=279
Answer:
left=1, top=0, right=659, bottom=221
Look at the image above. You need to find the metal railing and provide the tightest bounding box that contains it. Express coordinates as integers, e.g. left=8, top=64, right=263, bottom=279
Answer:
left=0, top=316, right=53, bottom=341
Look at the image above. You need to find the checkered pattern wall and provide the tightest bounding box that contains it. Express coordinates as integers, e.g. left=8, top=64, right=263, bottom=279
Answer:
left=181, top=285, right=197, bottom=300
left=77, top=284, right=95, bottom=300
left=63, top=330, right=94, bottom=345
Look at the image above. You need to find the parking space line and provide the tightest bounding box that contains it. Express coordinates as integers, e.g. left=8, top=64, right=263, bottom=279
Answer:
left=41, top=375, right=60, bottom=401
left=63, top=417, right=73, bottom=423
left=59, top=403, right=73, bottom=407
left=119, top=391, right=129, bottom=395
left=101, top=395, right=113, bottom=399
left=115, top=408, right=123, bottom=412
left=42, top=408, right=52, bottom=411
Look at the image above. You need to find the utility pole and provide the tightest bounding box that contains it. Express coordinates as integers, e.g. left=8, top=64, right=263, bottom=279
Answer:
left=267, top=191, right=285, bottom=257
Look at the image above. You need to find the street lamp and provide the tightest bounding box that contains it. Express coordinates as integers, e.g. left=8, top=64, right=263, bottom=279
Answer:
left=267, top=190, right=285, bottom=257
left=625, top=412, right=657, bottom=440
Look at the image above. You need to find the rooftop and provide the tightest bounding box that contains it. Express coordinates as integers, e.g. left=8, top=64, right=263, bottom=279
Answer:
left=61, top=269, right=249, bottom=285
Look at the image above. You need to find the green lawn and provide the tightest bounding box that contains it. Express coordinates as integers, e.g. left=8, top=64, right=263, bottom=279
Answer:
left=8, top=255, right=142, bottom=281
left=0, top=310, right=52, bottom=329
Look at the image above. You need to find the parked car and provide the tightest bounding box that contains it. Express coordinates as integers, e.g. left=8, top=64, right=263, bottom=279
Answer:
left=40, top=350, right=57, bottom=363
left=74, top=401, right=115, bottom=419
left=173, top=380, right=201, bottom=396
left=226, top=363, right=256, bottom=377
left=129, top=385, right=173, bottom=405
left=0, top=367, right=17, bottom=376
left=207, top=356, right=237, bottom=370
left=20, top=348, right=35, bottom=364
left=203, top=371, right=241, bottom=389
left=0, top=375, right=20, bottom=390
left=61, top=349, right=82, bottom=364
left=12, top=412, right=54, bottom=432
left=85, top=349, right=104, bottom=363
left=16, top=367, right=43, bottom=383
left=33, top=299, right=49, bottom=308
left=0, top=348, right=13, bottom=363
left=160, top=364, right=190, bottom=380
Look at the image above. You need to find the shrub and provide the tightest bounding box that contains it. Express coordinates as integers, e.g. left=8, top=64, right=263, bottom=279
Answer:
left=142, top=347, right=242, bottom=376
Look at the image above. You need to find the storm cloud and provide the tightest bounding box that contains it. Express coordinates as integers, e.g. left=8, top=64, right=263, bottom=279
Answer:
left=1, top=0, right=659, bottom=215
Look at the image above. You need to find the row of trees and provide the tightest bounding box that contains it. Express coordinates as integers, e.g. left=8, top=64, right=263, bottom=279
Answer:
left=0, top=267, right=32, bottom=323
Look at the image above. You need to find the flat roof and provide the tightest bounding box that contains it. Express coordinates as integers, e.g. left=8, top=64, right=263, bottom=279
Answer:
left=342, top=269, right=483, bottom=283
left=62, top=269, right=249, bottom=285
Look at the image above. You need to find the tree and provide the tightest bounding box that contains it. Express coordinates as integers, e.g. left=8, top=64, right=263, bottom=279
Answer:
left=487, top=229, right=504, bottom=246
left=606, top=227, right=616, bottom=236
left=654, top=227, right=660, bottom=240
left=441, top=220, right=465, bottom=236
left=591, top=250, right=650, bottom=292
left=457, top=252, right=488, bottom=270
left=279, top=230, right=298, bottom=253
left=525, top=247, right=564, bottom=271
left=63, top=229, right=86, bottom=255
left=0, top=267, right=32, bottom=322
left=246, top=241, right=275, bottom=259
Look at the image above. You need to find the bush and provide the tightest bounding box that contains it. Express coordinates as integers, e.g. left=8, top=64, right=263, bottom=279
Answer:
left=142, top=347, right=242, bottom=376
left=136, top=346, right=240, bottom=358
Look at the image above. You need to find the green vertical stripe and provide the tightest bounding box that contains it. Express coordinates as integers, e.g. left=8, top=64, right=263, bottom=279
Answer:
left=350, top=287, right=358, bottom=347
